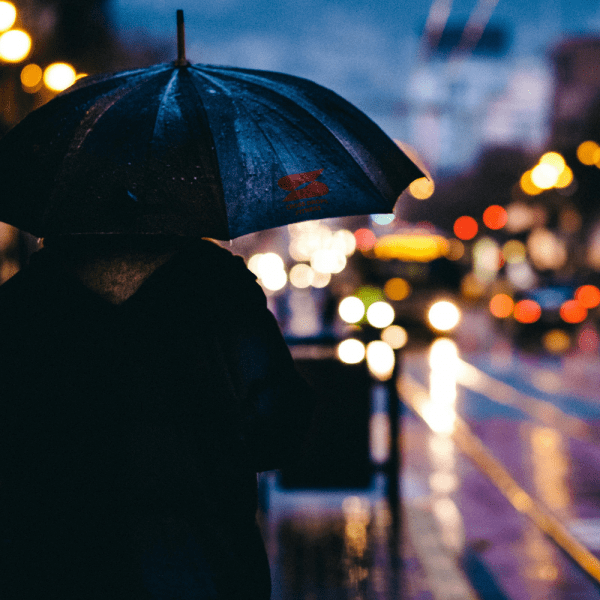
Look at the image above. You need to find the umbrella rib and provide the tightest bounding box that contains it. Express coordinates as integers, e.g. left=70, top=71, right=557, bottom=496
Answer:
left=196, top=66, right=389, bottom=204
left=187, top=68, right=290, bottom=178
left=47, top=70, right=170, bottom=215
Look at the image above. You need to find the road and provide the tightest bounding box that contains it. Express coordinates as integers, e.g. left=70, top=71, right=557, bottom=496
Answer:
left=401, top=341, right=600, bottom=599
left=259, top=337, right=600, bottom=599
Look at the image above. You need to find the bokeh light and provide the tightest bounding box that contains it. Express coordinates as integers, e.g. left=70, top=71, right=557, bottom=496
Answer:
left=446, top=239, right=465, bottom=260
left=338, top=296, right=365, bottom=324
left=483, top=205, right=508, bottom=230
left=575, top=285, right=600, bottom=309
left=366, top=340, right=395, bottom=381
left=520, top=170, right=543, bottom=195
left=381, top=325, right=408, bottom=349
left=354, top=228, right=376, bottom=252
left=384, top=277, right=411, bottom=301
left=555, top=165, right=574, bottom=188
left=0, top=2, right=16, bottom=32
left=310, top=248, right=346, bottom=274
left=20, top=63, right=42, bottom=91
left=539, top=151, right=566, bottom=171
left=502, top=240, right=526, bottom=264
left=513, top=299, right=542, bottom=324
left=489, top=294, right=514, bottom=318
left=531, top=163, right=560, bottom=189
left=409, top=177, right=435, bottom=199
left=576, top=140, right=600, bottom=165
left=0, top=29, right=31, bottom=62
left=505, top=202, right=536, bottom=233
left=560, top=300, right=587, bottom=324
left=289, top=263, right=314, bottom=288
left=337, top=339, right=366, bottom=364
left=427, top=301, right=461, bottom=331
left=578, top=326, right=599, bottom=353
left=43, top=62, right=77, bottom=92
left=371, top=213, right=395, bottom=225
left=527, top=228, right=567, bottom=271
left=366, top=301, right=395, bottom=328
left=311, top=270, right=331, bottom=288
left=543, top=329, right=570, bottom=354
left=473, top=237, right=501, bottom=283
left=453, top=216, right=478, bottom=240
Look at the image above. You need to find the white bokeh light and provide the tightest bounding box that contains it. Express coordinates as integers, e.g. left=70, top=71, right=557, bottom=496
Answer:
left=366, top=301, right=395, bottom=328
left=337, top=339, right=366, bottom=364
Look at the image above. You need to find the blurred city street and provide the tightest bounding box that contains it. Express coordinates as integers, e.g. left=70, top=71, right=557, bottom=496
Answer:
left=5, top=0, right=600, bottom=598
left=256, top=320, right=600, bottom=599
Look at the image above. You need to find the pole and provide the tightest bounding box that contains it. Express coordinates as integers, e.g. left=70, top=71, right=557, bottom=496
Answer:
left=176, top=10, right=187, bottom=66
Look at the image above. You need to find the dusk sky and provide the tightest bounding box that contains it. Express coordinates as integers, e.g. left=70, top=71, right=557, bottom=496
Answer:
left=107, top=0, right=600, bottom=174
left=107, top=0, right=600, bottom=105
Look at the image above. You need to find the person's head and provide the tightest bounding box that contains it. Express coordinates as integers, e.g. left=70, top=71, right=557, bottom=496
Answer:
left=40, top=234, right=190, bottom=266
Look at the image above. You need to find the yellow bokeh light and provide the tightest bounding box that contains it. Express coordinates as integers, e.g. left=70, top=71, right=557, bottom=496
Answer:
left=531, top=163, right=560, bottom=189
left=0, top=2, right=16, bottom=32
left=384, top=277, right=411, bottom=301
left=43, top=62, right=77, bottom=92
left=20, top=63, right=42, bottom=90
left=542, top=329, right=570, bottom=354
left=554, top=165, right=573, bottom=188
left=520, top=170, right=542, bottom=195
left=539, top=152, right=566, bottom=172
left=409, top=177, right=435, bottom=200
left=577, top=140, right=600, bottom=165
left=502, top=239, right=526, bottom=264
left=0, top=29, right=31, bottom=62
left=374, top=234, right=448, bottom=262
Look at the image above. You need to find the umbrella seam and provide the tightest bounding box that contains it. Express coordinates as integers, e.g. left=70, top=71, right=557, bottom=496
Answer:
left=193, top=66, right=391, bottom=206
left=173, top=69, right=231, bottom=238
left=45, top=68, right=173, bottom=230
left=188, top=67, right=289, bottom=181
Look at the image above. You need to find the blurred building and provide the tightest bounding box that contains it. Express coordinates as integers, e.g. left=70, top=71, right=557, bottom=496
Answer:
left=404, top=20, right=553, bottom=177
left=550, top=37, right=600, bottom=149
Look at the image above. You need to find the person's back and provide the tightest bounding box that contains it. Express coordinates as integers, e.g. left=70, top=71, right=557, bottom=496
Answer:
left=0, top=236, right=315, bottom=599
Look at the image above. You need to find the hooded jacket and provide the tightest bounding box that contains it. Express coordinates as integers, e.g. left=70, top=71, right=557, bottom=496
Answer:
left=0, top=239, right=315, bottom=599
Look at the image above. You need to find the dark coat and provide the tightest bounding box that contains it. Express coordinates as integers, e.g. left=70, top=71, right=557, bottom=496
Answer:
left=0, top=240, right=315, bottom=599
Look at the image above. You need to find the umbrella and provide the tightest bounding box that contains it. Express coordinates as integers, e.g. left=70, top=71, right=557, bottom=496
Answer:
left=0, top=11, right=423, bottom=240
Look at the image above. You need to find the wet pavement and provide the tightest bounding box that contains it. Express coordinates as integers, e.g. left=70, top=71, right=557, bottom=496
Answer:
left=259, top=340, right=600, bottom=599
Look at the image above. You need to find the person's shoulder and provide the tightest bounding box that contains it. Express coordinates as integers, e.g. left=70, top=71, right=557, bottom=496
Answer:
left=191, top=239, right=265, bottom=304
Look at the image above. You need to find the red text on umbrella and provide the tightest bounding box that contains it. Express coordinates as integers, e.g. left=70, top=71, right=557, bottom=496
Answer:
left=278, top=169, right=329, bottom=204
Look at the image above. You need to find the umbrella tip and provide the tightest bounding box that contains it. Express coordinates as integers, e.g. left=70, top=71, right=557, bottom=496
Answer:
left=175, top=9, right=188, bottom=67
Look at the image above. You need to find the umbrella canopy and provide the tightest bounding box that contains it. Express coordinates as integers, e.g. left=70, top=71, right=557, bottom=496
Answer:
left=0, top=23, right=423, bottom=239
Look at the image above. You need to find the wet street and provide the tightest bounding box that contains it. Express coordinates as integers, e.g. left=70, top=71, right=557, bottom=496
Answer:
left=259, top=337, right=600, bottom=599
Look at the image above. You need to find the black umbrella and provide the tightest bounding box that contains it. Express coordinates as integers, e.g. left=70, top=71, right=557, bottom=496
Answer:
left=0, top=11, right=423, bottom=239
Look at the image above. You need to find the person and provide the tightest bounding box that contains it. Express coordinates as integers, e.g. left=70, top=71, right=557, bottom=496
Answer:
left=0, top=234, right=315, bottom=599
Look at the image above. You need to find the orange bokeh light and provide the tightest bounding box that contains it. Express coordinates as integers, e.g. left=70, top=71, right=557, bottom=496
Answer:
left=489, top=294, right=514, bottom=318
left=483, top=205, right=508, bottom=230
left=453, top=216, right=478, bottom=240
left=560, top=300, right=587, bottom=324
left=575, top=285, right=600, bottom=309
left=513, top=299, right=542, bottom=324
left=354, top=228, right=376, bottom=252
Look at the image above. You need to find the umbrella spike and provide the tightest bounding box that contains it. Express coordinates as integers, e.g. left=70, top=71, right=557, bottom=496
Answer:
left=175, top=9, right=188, bottom=66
